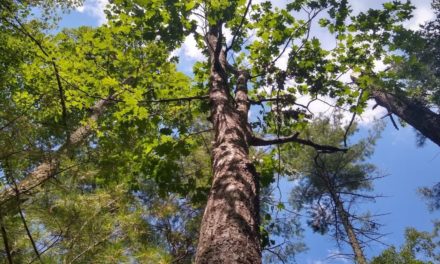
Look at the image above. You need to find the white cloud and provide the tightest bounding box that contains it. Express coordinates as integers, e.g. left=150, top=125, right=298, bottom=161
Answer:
left=253, top=0, right=286, bottom=8
left=295, top=95, right=333, bottom=116
left=356, top=100, right=387, bottom=126
left=223, top=27, right=233, bottom=45
left=76, top=0, right=109, bottom=25
left=407, top=5, right=435, bottom=30
left=180, top=34, right=205, bottom=61
left=275, top=47, right=291, bottom=71
left=169, top=48, right=180, bottom=60
left=374, top=59, right=387, bottom=72
left=76, top=5, right=85, bottom=12
left=173, top=11, right=207, bottom=62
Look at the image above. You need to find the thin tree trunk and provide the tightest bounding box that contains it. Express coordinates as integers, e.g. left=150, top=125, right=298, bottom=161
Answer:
left=318, top=156, right=367, bottom=264
left=329, top=190, right=367, bottom=264
left=371, top=89, right=440, bottom=147
left=195, top=25, right=261, bottom=264
left=0, top=97, right=112, bottom=209
left=0, top=216, right=13, bottom=264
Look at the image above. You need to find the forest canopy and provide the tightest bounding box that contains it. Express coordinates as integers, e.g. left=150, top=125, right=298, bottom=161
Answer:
left=0, top=0, right=439, bottom=263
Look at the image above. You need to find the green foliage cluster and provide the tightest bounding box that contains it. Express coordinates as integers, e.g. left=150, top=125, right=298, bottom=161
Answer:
left=0, top=0, right=212, bottom=262
left=382, top=0, right=440, bottom=109
left=371, top=228, right=440, bottom=264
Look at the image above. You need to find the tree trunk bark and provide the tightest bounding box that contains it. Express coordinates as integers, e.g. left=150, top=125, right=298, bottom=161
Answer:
left=371, top=90, right=440, bottom=147
left=195, top=25, right=261, bottom=264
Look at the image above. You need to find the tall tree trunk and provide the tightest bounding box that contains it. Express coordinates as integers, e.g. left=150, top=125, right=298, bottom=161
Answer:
left=329, top=189, right=367, bottom=264
left=336, top=199, right=367, bottom=264
left=371, top=90, right=440, bottom=147
left=0, top=96, right=112, bottom=209
left=195, top=25, right=261, bottom=264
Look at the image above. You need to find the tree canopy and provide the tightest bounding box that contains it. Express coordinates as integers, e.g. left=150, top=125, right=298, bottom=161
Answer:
left=0, top=0, right=439, bottom=263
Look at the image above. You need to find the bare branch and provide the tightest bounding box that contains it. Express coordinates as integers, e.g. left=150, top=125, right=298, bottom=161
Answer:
left=51, top=60, right=68, bottom=123
left=29, top=233, right=63, bottom=263
left=249, top=96, right=313, bottom=115
left=343, top=89, right=364, bottom=147
left=0, top=217, right=13, bottom=264
left=337, top=191, right=378, bottom=200
left=250, top=134, right=347, bottom=153
left=140, top=95, right=209, bottom=104
left=18, top=205, right=42, bottom=262
left=226, top=0, right=252, bottom=52
left=263, top=247, right=287, bottom=264
left=272, top=8, right=321, bottom=67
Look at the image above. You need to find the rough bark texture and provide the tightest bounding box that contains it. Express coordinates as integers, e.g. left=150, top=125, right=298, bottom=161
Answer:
left=0, top=97, right=111, bottom=209
left=195, top=26, right=261, bottom=264
left=372, top=90, right=440, bottom=147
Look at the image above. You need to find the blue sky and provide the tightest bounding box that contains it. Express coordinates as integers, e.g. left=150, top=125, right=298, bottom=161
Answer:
left=56, top=1, right=440, bottom=263
left=296, top=125, right=440, bottom=264
left=266, top=123, right=440, bottom=264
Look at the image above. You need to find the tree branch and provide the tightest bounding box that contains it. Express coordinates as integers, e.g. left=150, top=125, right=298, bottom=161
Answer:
left=0, top=216, right=13, bottom=264
left=343, top=89, right=364, bottom=147
left=67, top=233, right=113, bottom=264
left=140, top=95, right=209, bottom=104
left=249, top=96, right=312, bottom=114
left=52, top=60, right=68, bottom=125
left=0, top=94, right=113, bottom=209
left=18, top=205, right=42, bottom=262
left=250, top=134, right=347, bottom=153
left=226, top=0, right=252, bottom=52
left=381, top=112, right=399, bottom=130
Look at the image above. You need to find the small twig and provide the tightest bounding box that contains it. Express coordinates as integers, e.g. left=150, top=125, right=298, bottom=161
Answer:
left=271, top=9, right=321, bottom=67
left=250, top=96, right=313, bottom=115
left=381, top=113, right=399, bottom=130
left=226, top=0, right=252, bottom=52
left=344, top=89, right=364, bottom=147
left=388, top=114, right=399, bottom=130
left=0, top=115, right=23, bottom=132
left=264, top=248, right=286, bottom=264
left=67, top=233, right=113, bottom=264
left=187, top=128, right=213, bottom=137
left=29, top=234, right=63, bottom=263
